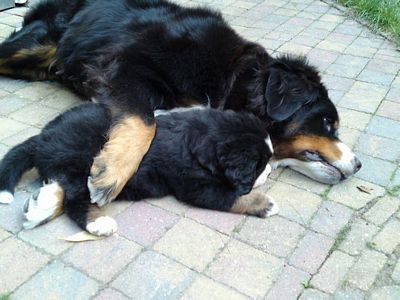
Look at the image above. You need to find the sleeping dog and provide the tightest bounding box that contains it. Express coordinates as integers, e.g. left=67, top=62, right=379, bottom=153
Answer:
left=0, top=0, right=361, bottom=206
left=0, top=104, right=276, bottom=236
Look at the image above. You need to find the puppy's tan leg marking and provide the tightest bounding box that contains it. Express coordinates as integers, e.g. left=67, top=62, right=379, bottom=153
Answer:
left=23, top=181, right=64, bottom=229
left=88, top=116, right=156, bottom=206
left=86, top=206, right=118, bottom=236
left=231, top=191, right=279, bottom=218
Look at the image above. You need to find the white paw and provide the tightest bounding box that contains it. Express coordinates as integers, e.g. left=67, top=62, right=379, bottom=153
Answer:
left=86, top=216, right=118, bottom=236
left=0, top=191, right=14, bottom=204
left=23, top=182, right=64, bottom=229
left=253, top=164, right=271, bottom=188
left=265, top=198, right=279, bottom=217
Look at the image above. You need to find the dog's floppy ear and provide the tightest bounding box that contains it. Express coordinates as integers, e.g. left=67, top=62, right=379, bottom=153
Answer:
left=218, top=137, right=260, bottom=195
left=265, top=68, right=319, bottom=121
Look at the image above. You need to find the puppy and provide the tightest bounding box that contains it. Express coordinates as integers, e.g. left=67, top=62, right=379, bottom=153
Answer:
left=0, top=104, right=277, bottom=236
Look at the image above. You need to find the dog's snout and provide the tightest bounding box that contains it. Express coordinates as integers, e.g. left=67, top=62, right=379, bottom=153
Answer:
left=353, top=156, right=362, bottom=173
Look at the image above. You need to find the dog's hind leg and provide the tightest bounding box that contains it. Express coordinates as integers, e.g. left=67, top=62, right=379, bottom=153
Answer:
left=23, top=180, right=65, bottom=229
left=0, top=20, right=56, bottom=80
left=64, top=180, right=117, bottom=236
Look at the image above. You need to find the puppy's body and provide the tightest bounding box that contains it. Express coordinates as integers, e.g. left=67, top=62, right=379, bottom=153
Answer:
left=0, top=104, right=275, bottom=234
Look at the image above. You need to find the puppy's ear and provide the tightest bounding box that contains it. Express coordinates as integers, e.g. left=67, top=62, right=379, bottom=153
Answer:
left=218, top=138, right=259, bottom=195
left=265, top=68, right=319, bottom=121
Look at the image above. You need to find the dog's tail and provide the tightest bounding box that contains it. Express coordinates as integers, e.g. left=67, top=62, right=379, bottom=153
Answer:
left=0, top=136, right=37, bottom=203
left=0, top=20, right=56, bottom=80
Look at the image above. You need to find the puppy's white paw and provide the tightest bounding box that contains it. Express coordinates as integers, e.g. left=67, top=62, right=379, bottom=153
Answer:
left=23, top=182, right=64, bottom=229
left=0, top=191, right=14, bottom=204
left=265, top=198, right=279, bottom=217
left=86, top=216, right=118, bottom=236
left=253, top=164, right=271, bottom=188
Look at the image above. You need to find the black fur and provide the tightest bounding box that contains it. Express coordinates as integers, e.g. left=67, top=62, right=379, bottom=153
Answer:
left=0, top=104, right=271, bottom=230
left=0, top=0, right=338, bottom=131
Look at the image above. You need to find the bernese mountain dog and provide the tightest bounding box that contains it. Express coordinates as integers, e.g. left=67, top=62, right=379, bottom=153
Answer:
left=0, top=104, right=276, bottom=236
left=0, top=0, right=361, bottom=206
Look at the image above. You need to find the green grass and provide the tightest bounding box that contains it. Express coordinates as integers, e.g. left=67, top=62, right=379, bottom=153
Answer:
left=0, top=294, right=11, bottom=300
left=338, top=0, right=400, bottom=42
left=387, top=184, right=400, bottom=196
left=330, top=224, right=352, bottom=253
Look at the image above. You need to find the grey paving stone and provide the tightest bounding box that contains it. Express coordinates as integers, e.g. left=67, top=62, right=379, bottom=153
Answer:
left=357, top=69, right=395, bottom=86
left=1, top=126, right=40, bottom=147
left=12, top=260, right=99, bottom=300
left=181, top=276, right=248, bottom=300
left=339, top=126, right=361, bottom=148
left=310, top=201, right=353, bottom=238
left=146, top=196, right=189, bottom=216
left=153, top=218, right=228, bottom=271
left=0, top=227, right=10, bottom=242
left=322, top=74, right=354, bottom=92
left=267, top=181, right=322, bottom=225
left=369, top=286, right=400, bottom=300
left=366, top=116, right=400, bottom=141
left=265, top=265, right=310, bottom=300
left=0, top=94, right=30, bottom=116
left=355, top=133, right=400, bottom=162
left=14, top=82, right=58, bottom=102
left=0, top=77, right=32, bottom=93
left=372, top=219, right=400, bottom=254
left=366, top=59, right=400, bottom=74
left=94, top=288, right=129, bottom=300
left=40, top=89, right=81, bottom=110
left=338, top=82, right=387, bottom=114
left=111, top=251, right=195, bottom=300
left=206, top=239, right=284, bottom=298
left=386, top=87, right=400, bottom=103
left=289, top=231, right=334, bottom=274
left=236, top=215, right=305, bottom=258
left=0, top=237, right=50, bottom=293
left=391, top=259, right=400, bottom=283
left=0, top=116, right=28, bottom=140
left=377, top=100, right=400, bottom=122
left=347, top=249, right=387, bottom=291
left=339, top=218, right=379, bottom=256
left=18, top=215, right=78, bottom=255
left=9, top=103, right=59, bottom=127
left=0, top=143, right=10, bottom=160
left=299, top=289, right=331, bottom=300
left=63, top=234, right=142, bottom=283
left=337, top=107, right=371, bottom=131
left=326, top=63, right=362, bottom=78
left=311, top=251, right=354, bottom=293
left=0, top=190, right=29, bottom=233
left=334, top=287, right=365, bottom=300
left=363, top=196, right=400, bottom=225
left=328, top=177, right=385, bottom=210
left=354, top=153, right=397, bottom=186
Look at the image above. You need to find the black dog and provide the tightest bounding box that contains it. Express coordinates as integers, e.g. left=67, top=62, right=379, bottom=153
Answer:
left=0, top=104, right=276, bottom=236
left=0, top=0, right=361, bottom=206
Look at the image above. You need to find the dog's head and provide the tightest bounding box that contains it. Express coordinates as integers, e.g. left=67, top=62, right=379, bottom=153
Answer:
left=189, top=110, right=273, bottom=194
left=257, top=55, right=361, bottom=184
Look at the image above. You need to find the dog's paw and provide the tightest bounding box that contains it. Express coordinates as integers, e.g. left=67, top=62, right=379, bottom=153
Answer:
left=0, top=190, right=14, bottom=204
left=251, top=194, right=279, bottom=218
left=86, top=216, right=118, bottom=236
left=23, top=182, right=64, bottom=229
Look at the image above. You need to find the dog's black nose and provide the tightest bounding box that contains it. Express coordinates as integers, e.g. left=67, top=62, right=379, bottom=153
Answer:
left=354, top=157, right=362, bottom=173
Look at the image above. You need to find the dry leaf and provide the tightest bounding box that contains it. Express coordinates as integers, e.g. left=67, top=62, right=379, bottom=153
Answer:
left=58, top=231, right=105, bottom=242
left=357, top=185, right=373, bottom=194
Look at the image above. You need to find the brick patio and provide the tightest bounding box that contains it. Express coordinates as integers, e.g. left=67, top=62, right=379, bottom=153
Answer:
left=0, top=0, right=400, bottom=299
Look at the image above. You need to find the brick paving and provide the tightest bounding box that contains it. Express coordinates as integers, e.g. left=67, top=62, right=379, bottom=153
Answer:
left=0, top=0, right=399, bottom=299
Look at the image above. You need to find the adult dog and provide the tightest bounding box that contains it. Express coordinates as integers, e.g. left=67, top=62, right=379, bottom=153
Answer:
left=0, top=104, right=276, bottom=235
left=0, top=0, right=361, bottom=205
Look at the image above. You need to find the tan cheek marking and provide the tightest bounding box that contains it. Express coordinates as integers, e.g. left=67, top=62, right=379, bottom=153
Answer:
left=274, top=135, right=342, bottom=162
left=333, top=120, right=340, bottom=130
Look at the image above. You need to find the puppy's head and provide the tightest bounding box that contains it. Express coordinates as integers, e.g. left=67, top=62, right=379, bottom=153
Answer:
left=257, top=55, right=362, bottom=184
left=189, top=110, right=273, bottom=194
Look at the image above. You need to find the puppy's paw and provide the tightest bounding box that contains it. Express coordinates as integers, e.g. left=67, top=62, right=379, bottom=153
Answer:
left=86, top=216, right=118, bottom=236
left=0, top=190, right=14, bottom=204
left=23, top=182, right=64, bottom=229
left=253, top=195, right=279, bottom=218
